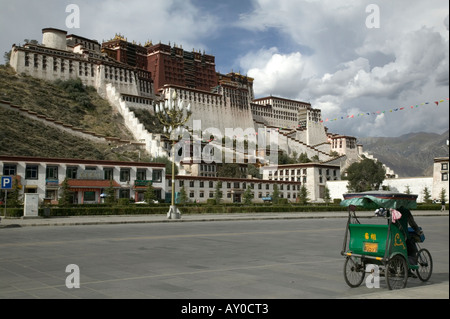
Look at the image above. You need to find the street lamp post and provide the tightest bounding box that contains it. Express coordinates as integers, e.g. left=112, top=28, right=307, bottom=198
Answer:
left=155, top=89, right=192, bottom=219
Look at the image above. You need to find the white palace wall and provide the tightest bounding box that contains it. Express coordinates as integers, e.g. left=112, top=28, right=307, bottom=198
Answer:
left=159, top=87, right=255, bottom=136
left=10, top=44, right=140, bottom=98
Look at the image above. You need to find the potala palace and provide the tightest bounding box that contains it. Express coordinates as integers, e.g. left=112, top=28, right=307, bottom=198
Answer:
left=9, top=27, right=445, bottom=205
left=9, top=28, right=363, bottom=167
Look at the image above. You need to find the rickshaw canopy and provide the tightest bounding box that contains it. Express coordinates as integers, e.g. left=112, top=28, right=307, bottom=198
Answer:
left=340, top=190, right=418, bottom=210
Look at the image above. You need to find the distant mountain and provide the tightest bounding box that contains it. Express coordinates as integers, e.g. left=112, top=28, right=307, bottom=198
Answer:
left=357, top=130, right=449, bottom=177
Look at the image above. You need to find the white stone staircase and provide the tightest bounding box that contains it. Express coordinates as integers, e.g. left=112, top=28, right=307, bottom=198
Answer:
left=104, top=83, right=167, bottom=159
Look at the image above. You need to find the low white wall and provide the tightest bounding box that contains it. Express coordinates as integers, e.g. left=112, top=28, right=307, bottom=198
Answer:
left=327, top=177, right=434, bottom=203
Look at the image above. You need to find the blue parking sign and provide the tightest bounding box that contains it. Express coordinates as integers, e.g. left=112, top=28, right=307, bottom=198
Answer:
left=1, top=176, right=12, bottom=190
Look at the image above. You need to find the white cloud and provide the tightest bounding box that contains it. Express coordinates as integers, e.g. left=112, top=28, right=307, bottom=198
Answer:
left=241, top=47, right=310, bottom=98
left=237, top=0, right=449, bottom=137
left=0, top=0, right=220, bottom=58
left=82, top=0, right=219, bottom=52
left=1, top=0, right=448, bottom=138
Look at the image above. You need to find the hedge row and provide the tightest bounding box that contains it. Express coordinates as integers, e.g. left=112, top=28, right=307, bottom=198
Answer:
left=3, top=203, right=446, bottom=218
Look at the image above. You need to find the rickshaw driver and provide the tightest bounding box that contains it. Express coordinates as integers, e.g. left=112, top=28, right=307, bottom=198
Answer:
left=396, top=206, right=422, bottom=266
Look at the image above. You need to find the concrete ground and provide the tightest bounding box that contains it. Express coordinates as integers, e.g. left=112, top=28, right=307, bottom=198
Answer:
left=1, top=210, right=448, bottom=299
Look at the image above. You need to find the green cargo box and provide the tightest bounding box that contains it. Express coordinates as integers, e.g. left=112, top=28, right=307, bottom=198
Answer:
left=348, top=223, right=407, bottom=259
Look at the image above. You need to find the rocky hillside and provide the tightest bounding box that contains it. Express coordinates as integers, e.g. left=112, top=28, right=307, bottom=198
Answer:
left=358, top=130, right=449, bottom=177
left=0, top=65, right=145, bottom=161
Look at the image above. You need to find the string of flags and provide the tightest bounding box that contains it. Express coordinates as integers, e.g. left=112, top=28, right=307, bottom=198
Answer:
left=192, top=97, right=448, bottom=142
left=320, top=98, right=449, bottom=123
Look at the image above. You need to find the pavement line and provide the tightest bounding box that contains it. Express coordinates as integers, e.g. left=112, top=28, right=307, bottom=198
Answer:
left=3, top=257, right=343, bottom=293
left=0, top=227, right=343, bottom=248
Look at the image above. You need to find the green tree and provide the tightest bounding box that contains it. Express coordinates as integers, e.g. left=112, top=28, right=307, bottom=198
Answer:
left=247, top=164, right=262, bottom=179
left=278, top=152, right=296, bottom=165
left=217, top=163, right=245, bottom=178
left=214, top=182, right=223, bottom=205
left=104, top=179, right=117, bottom=205
left=439, top=188, right=447, bottom=203
left=298, top=185, right=310, bottom=205
left=7, top=177, right=23, bottom=207
left=272, top=184, right=280, bottom=204
left=423, top=187, right=432, bottom=204
left=298, top=152, right=311, bottom=163
left=178, top=186, right=189, bottom=204
left=58, top=178, right=73, bottom=207
left=150, top=156, right=178, bottom=175
left=243, top=186, right=254, bottom=205
left=3, top=50, right=11, bottom=66
left=323, top=186, right=331, bottom=205
left=144, top=182, right=156, bottom=203
left=345, top=158, right=386, bottom=192
left=405, top=185, right=411, bottom=194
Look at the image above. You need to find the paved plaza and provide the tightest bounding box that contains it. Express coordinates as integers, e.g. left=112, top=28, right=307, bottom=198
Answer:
left=0, top=211, right=448, bottom=302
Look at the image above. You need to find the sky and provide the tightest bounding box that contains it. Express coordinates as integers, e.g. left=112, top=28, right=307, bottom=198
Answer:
left=0, top=0, right=448, bottom=139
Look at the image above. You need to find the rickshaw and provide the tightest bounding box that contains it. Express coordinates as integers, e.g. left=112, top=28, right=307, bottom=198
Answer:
left=340, top=191, right=433, bottom=290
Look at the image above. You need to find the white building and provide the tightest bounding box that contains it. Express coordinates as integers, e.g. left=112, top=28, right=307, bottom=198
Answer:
left=326, top=157, right=448, bottom=204
left=262, top=163, right=341, bottom=202
left=168, top=175, right=301, bottom=204
left=432, top=157, right=449, bottom=201
left=0, top=156, right=166, bottom=205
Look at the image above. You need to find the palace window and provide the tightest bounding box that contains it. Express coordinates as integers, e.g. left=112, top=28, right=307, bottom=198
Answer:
left=25, top=53, right=30, bottom=66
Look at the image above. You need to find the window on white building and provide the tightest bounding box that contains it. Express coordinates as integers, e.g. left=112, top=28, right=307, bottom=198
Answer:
left=67, top=166, right=78, bottom=179
left=3, top=164, right=17, bottom=176
left=104, top=168, right=113, bottom=181
left=46, top=166, right=58, bottom=180
left=25, top=165, right=39, bottom=180
left=120, top=169, right=130, bottom=182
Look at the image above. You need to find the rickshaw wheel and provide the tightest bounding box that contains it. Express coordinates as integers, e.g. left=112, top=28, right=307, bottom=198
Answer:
left=416, top=248, right=433, bottom=282
left=344, top=256, right=365, bottom=288
left=386, top=255, right=408, bottom=290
